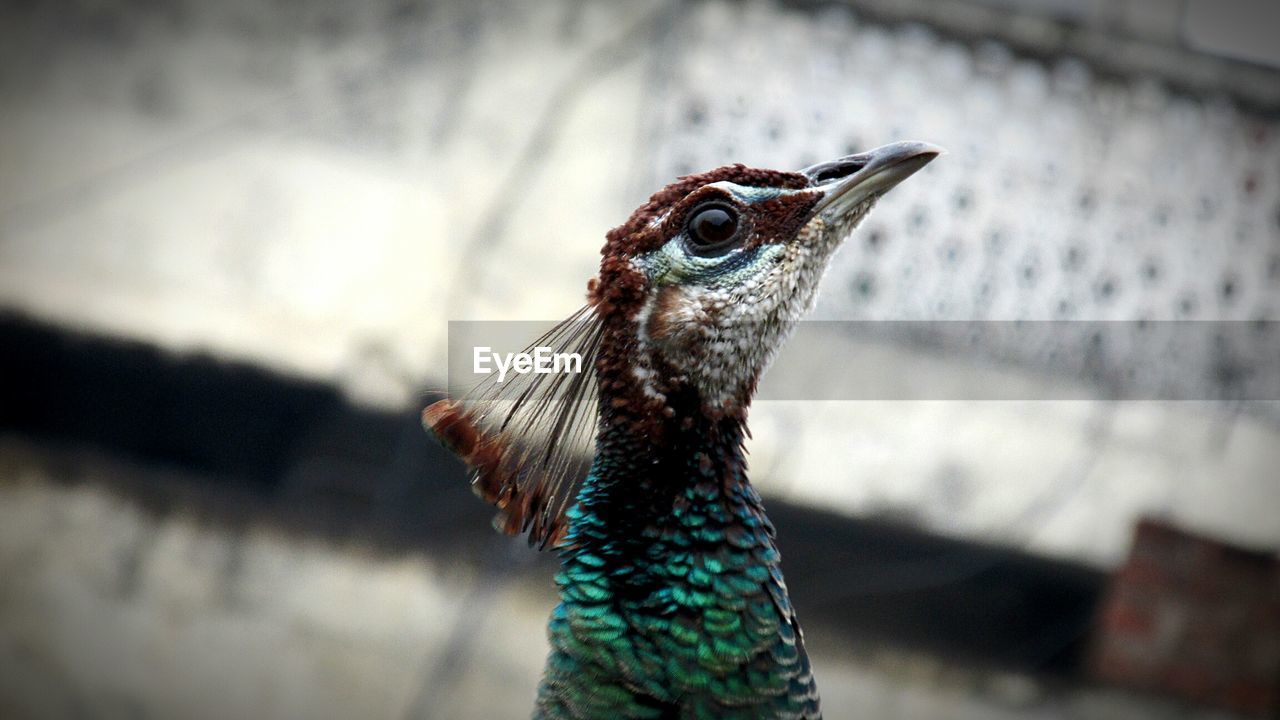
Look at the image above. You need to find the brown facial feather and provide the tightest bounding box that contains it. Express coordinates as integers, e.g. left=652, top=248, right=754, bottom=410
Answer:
left=585, top=165, right=819, bottom=445
left=747, top=193, right=821, bottom=249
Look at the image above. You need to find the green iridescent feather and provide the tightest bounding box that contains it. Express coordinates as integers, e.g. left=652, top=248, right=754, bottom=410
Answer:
left=533, top=420, right=821, bottom=720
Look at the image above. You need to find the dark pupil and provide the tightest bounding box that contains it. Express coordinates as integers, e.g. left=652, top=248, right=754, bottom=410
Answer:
left=689, top=207, right=738, bottom=246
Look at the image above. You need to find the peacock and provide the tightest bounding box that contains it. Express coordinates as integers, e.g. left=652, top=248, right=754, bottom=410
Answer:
left=424, top=141, right=941, bottom=719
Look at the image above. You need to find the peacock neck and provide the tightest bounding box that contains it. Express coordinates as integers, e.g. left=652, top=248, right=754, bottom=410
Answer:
left=566, top=404, right=761, bottom=558
left=536, top=396, right=820, bottom=718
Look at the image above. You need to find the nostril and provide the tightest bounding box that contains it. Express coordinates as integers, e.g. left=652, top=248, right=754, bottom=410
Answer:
left=807, top=156, right=870, bottom=184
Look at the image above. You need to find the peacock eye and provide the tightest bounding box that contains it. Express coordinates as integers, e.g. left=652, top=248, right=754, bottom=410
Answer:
left=686, top=204, right=740, bottom=254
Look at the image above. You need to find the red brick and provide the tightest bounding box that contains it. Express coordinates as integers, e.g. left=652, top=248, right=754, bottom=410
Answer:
left=1088, top=517, right=1280, bottom=717
left=1102, top=600, right=1155, bottom=637
left=1224, top=680, right=1276, bottom=716
left=1162, top=663, right=1217, bottom=703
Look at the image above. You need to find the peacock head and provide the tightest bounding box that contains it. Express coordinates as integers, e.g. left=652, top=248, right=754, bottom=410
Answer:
left=424, top=141, right=940, bottom=547
left=590, top=141, right=942, bottom=422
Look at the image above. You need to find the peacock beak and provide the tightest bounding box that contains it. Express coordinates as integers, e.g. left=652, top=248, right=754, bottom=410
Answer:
left=802, top=141, right=943, bottom=219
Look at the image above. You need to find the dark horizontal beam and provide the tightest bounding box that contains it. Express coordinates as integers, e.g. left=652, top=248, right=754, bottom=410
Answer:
left=0, top=310, right=1104, bottom=676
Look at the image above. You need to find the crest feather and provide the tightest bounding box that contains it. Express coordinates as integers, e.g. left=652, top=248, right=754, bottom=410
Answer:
left=423, top=305, right=602, bottom=549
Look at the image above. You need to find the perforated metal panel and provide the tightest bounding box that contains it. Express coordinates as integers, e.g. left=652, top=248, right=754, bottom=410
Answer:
left=1, top=0, right=1277, bottom=408
left=639, top=3, right=1280, bottom=406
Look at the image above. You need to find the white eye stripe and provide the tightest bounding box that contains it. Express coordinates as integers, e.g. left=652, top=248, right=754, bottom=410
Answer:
left=704, top=181, right=785, bottom=203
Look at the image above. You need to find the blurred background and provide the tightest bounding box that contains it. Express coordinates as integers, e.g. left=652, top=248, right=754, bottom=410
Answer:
left=2, top=0, right=1279, bottom=718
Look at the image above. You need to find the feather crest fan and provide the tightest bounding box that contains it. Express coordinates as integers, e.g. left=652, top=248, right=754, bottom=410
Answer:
left=422, top=305, right=602, bottom=549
